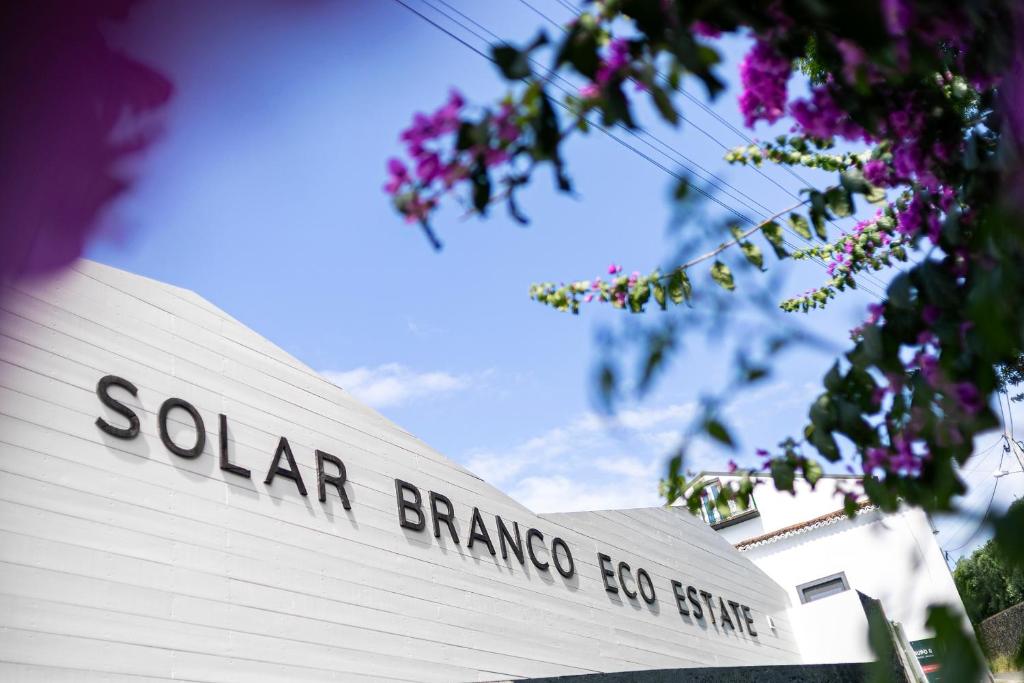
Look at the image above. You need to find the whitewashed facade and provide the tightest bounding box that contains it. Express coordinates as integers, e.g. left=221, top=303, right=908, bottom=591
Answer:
left=687, top=473, right=970, bottom=666
left=0, top=262, right=804, bottom=682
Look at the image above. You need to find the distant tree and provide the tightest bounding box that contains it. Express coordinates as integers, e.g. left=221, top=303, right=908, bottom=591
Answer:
left=954, top=501, right=1024, bottom=625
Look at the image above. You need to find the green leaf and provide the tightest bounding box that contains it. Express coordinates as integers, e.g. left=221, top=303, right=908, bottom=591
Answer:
left=809, top=394, right=835, bottom=431
left=803, top=459, right=823, bottom=487
left=652, top=281, right=667, bottom=310
left=865, top=184, right=887, bottom=204
left=649, top=84, right=679, bottom=126
left=492, top=44, right=531, bottom=80
left=807, top=425, right=840, bottom=462
left=788, top=213, right=812, bottom=240
left=710, top=261, right=735, bottom=291
left=555, top=22, right=599, bottom=78
left=668, top=270, right=691, bottom=303
left=825, top=186, right=854, bottom=218
left=705, top=419, right=735, bottom=449
left=761, top=221, right=788, bottom=259
left=810, top=207, right=828, bottom=240
left=924, top=605, right=984, bottom=683
left=471, top=164, right=491, bottom=213
left=808, top=190, right=829, bottom=239
left=840, top=169, right=871, bottom=195
left=994, top=502, right=1024, bottom=570
left=770, top=459, right=795, bottom=493
left=823, top=362, right=843, bottom=392
left=673, top=178, right=690, bottom=200
left=740, top=241, right=764, bottom=270
left=603, top=81, right=637, bottom=128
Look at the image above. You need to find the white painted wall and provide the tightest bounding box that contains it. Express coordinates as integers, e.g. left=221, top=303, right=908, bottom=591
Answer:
left=787, top=588, right=874, bottom=664
left=681, top=473, right=971, bottom=664
left=742, top=506, right=968, bottom=661
left=0, top=261, right=803, bottom=682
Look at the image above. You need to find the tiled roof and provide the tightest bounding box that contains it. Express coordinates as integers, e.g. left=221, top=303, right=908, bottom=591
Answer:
left=734, top=502, right=877, bottom=551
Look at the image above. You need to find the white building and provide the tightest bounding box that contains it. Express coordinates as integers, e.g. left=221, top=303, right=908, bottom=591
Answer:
left=687, top=471, right=970, bottom=670
left=0, top=262, right=808, bottom=681
left=0, top=261, right=968, bottom=681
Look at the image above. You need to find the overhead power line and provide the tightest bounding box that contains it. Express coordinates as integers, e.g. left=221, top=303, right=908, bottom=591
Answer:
left=943, top=475, right=1000, bottom=554
left=942, top=431, right=1016, bottom=554
left=514, top=0, right=895, bottom=294
left=394, top=0, right=887, bottom=299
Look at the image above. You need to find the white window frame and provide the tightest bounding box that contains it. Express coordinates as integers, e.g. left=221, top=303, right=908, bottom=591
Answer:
left=698, top=478, right=756, bottom=526
left=796, top=571, right=851, bottom=604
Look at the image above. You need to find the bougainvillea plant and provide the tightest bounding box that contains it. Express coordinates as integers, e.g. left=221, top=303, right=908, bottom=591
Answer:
left=387, top=1, right=1023, bottom=677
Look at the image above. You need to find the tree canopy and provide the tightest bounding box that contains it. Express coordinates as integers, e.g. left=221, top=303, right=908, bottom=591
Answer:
left=955, top=500, right=1024, bottom=625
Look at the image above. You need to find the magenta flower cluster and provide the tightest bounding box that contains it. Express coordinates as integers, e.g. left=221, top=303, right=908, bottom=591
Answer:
left=859, top=292, right=985, bottom=478
left=790, top=87, right=867, bottom=141
left=385, top=90, right=520, bottom=223
left=579, top=38, right=633, bottom=101
left=737, top=39, right=791, bottom=127
left=864, top=436, right=928, bottom=477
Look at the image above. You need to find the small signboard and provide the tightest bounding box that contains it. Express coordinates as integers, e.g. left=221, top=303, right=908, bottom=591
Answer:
left=911, top=638, right=942, bottom=681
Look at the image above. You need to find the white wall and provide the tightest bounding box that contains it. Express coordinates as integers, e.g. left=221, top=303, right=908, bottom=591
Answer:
left=742, top=505, right=968, bottom=660
left=787, top=588, right=874, bottom=664
left=0, top=261, right=803, bottom=682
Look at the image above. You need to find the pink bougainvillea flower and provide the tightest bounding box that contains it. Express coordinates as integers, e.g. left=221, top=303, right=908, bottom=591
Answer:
left=790, top=87, right=867, bottom=141
left=384, top=158, right=409, bottom=195
left=691, top=21, right=722, bottom=39
left=954, top=382, right=983, bottom=415
left=737, top=40, right=791, bottom=127
left=595, top=38, right=631, bottom=86
left=578, top=82, right=600, bottom=100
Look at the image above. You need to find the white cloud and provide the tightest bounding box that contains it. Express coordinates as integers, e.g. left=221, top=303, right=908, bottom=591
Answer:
left=322, top=363, right=477, bottom=408
left=461, top=401, right=713, bottom=513
left=510, top=475, right=663, bottom=514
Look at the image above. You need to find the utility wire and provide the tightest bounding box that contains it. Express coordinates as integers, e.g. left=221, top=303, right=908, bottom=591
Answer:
left=399, top=0, right=887, bottom=299
left=515, top=0, right=894, bottom=294
left=422, top=0, right=885, bottom=298
left=441, top=1, right=788, bottom=223
left=943, top=474, right=1001, bottom=553
left=942, top=434, right=1012, bottom=553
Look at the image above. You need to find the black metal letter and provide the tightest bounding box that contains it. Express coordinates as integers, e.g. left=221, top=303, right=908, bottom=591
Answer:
left=429, top=491, right=459, bottom=544
left=728, top=600, right=745, bottom=633
left=264, top=436, right=307, bottom=496
left=95, top=375, right=140, bottom=439
left=719, top=597, right=735, bottom=629
left=742, top=605, right=758, bottom=636
left=617, top=562, right=637, bottom=599
left=598, top=553, right=618, bottom=593
left=526, top=528, right=549, bottom=571
left=672, top=581, right=690, bottom=615
left=700, top=589, right=716, bottom=624
left=158, top=398, right=205, bottom=459
left=394, top=479, right=425, bottom=531
left=637, top=567, right=656, bottom=604
left=219, top=414, right=250, bottom=478
left=316, top=450, right=350, bottom=508
left=687, top=585, right=703, bottom=619
left=551, top=537, right=575, bottom=579
left=467, top=507, right=496, bottom=555
left=496, top=516, right=524, bottom=564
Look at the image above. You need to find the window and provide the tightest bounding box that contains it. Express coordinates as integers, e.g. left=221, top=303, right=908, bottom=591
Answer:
left=698, top=479, right=756, bottom=526
left=796, top=572, right=850, bottom=604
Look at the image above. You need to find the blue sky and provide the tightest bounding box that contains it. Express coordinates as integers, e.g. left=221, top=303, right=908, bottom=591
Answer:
left=89, top=0, right=1021, bottom=559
